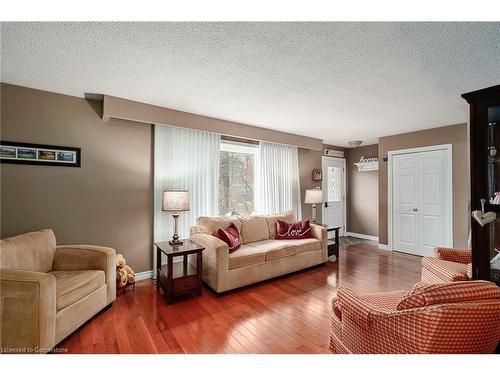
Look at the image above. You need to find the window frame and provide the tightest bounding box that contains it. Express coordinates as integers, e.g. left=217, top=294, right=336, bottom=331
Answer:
left=218, top=139, right=258, bottom=216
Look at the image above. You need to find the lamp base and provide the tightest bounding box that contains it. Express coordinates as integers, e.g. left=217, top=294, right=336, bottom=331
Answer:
left=312, top=204, right=317, bottom=223
left=169, top=214, right=182, bottom=246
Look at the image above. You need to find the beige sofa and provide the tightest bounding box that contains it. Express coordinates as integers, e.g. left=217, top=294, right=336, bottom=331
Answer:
left=0, top=229, right=116, bottom=353
left=190, top=211, right=327, bottom=293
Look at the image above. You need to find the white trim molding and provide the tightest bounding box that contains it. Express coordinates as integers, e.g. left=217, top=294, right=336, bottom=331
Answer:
left=378, top=243, right=390, bottom=250
left=346, top=232, right=379, bottom=242
left=135, top=270, right=153, bottom=281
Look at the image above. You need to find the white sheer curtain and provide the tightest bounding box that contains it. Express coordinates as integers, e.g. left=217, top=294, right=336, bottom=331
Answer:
left=154, top=124, right=220, bottom=251
left=255, top=141, right=302, bottom=218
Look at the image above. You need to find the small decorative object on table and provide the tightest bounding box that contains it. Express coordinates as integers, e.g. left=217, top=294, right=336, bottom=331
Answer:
left=304, top=188, right=323, bottom=223
left=155, top=239, right=204, bottom=304
left=162, top=189, right=190, bottom=245
left=115, top=253, right=135, bottom=292
left=490, top=192, right=500, bottom=205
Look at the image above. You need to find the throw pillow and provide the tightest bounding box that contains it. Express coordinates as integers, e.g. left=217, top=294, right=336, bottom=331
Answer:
left=217, top=223, right=241, bottom=253
left=276, top=219, right=313, bottom=240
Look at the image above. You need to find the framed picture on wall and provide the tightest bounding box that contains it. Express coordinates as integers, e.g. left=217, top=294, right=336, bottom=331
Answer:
left=312, top=168, right=322, bottom=181
left=0, top=141, right=81, bottom=167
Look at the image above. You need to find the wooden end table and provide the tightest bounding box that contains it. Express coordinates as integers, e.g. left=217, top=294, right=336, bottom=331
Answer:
left=154, top=239, right=204, bottom=304
left=316, top=224, right=340, bottom=260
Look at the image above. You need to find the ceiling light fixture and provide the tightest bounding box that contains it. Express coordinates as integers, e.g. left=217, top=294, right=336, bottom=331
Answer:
left=348, top=140, right=363, bottom=148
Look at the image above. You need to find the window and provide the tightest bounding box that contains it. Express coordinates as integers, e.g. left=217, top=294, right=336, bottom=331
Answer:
left=327, top=166, right=342, bottom=202
left=218, top=140, right=258, bottom=216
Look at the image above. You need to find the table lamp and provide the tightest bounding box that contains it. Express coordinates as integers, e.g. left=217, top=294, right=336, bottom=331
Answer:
left=162, top=189, right=190, bottom=245
left=304, top=188, right=323, bottom=223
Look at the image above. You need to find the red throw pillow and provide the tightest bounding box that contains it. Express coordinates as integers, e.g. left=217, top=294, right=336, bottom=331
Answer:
left=276, top=219, right=312, bottom=240
left=217, top=223, right=241, bottom=253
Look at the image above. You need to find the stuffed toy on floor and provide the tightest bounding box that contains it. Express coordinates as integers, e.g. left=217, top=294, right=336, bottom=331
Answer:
left=116, top=253, right=135, bottom=289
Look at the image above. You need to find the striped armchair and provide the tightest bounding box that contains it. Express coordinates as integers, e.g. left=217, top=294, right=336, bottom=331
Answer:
left=329, top=281, right=500, bottom=354
left=421, top=247, right=472, bottom=283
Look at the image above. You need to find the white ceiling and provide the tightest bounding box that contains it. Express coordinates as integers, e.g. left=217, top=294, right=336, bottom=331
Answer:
left=1, top=22, right=499, bottom=146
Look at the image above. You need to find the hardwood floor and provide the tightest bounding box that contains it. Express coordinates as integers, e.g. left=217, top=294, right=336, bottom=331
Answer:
left=55, top=240, right=422, bottom=354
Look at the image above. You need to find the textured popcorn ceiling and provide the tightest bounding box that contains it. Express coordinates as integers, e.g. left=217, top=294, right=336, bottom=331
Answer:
left=1, top=22, right=499, bottom=146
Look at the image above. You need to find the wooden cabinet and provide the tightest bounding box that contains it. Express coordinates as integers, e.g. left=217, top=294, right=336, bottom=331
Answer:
left=462, top=84, right=500, bottom=285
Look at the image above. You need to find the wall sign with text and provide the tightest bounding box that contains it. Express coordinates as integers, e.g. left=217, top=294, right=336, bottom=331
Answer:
left=0, top=141, right=81, bottom=167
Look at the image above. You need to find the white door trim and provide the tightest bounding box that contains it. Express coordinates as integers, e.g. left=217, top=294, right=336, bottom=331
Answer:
left=387, top=144, right=453, bottom=252
left=321, top=156, right=347, bottom=235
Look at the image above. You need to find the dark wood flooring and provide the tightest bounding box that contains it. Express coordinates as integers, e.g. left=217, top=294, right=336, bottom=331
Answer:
left=55, top=240, right=421, bottom=354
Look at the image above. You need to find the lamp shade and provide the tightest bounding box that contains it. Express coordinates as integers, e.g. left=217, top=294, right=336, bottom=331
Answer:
left=162, top=190, right=190, bottom=212
left=304, top=189, right=323, bottom=204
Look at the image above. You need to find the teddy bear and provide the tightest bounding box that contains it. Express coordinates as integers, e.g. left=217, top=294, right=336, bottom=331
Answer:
left=116, top=253, right=135, bottom=289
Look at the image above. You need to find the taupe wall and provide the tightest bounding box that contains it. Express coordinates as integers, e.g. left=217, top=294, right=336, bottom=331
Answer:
left=298, top=144, right=346, bottom=223
left=346, top=144, right=379, bottom=237
left=103, top=95, right=323, bottom=150
left=378, top=123, right=469, bottom=248
left=1, top=84, right=154, bottom=272
left=1, top=84, right=346, bottom=272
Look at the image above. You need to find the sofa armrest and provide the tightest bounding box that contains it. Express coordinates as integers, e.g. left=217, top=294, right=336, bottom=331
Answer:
left=52, top=245, right=116, bottom=304
left=190, top=233, right=229, bottom=292
left=336, top=287, right=376, bottom=329
left=433, top=247, right=472, bottom=264
left=0, top=269, right=56, bottom=353
left=310, top=223, right=328, bottom=261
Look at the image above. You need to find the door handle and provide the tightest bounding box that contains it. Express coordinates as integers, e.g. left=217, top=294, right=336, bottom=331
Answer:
left=412, top=208, right=418, bottom=212
left=325, top=202, right=329, bottom=208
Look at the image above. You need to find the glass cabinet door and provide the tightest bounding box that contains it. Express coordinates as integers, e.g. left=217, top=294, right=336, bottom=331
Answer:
left=488, top=105, right=500, bottom=284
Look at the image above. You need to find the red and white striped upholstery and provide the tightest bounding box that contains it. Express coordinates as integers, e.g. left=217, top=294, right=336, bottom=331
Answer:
left=329, top=281, right=500, bottom=354
left=421, top=247, right=472, bottom=283
left=434, top=247, right=472, bottom=264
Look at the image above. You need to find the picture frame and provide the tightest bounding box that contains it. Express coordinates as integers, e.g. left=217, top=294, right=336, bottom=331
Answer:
left=312, top=168, right=322, bottom=181
left=0, top=141, right=81, bottom=167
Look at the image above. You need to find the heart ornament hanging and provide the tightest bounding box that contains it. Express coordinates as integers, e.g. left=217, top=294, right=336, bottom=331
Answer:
left=471, top=210, right=496, bottom=227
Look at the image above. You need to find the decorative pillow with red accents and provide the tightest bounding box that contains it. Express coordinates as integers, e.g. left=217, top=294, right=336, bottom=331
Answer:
left=276, top=219, right=313, bottom=240
left=217, top=223, right=241, bottom=253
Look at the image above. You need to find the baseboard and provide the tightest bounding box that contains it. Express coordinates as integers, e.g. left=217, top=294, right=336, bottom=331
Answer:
left=378, top=243, right=390, bottom=250
left=135, top=270, right=153, bottom=281
left=346, top=232, right=379, bottom=242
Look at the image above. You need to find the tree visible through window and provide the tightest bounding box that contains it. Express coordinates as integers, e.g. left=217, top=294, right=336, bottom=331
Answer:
left=218, top=141, right=256, bottom=216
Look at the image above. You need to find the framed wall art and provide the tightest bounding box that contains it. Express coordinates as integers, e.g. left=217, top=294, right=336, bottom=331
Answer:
left=312, top=168, right=322, bottom=181
left=0, top=141, right=81, bottom=167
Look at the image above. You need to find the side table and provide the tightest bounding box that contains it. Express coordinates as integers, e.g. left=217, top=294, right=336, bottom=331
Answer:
left=154, top=239, right=205, bottom=304
left=315, top=224, right=340, bottom=260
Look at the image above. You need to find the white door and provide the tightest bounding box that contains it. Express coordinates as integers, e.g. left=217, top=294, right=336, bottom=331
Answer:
left=391, top=146, right=452, bottom=256
left=322, top=157, right=346, bottom=237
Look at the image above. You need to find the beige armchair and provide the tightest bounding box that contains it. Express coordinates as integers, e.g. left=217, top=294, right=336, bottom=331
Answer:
left=0, top=229, right=116, bottom=353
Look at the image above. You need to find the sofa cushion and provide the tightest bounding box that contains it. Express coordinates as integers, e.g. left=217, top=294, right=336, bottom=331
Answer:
left=422, top=257, right=469, bottom=282
left=197, top=216, right=242, bottom=238
left=0, top=229, right=56, bottom=272
left=397, top=280, right=500, bottom=310
left=49, top=270, right=105, bottom=311
left=217, top=223, right=241, bottom=253
left=244, top=239, right=297, bottom=262
left=282, top=238, right=321, bottom=254
left=265, top=211, right=296, bottom=239
left=240, top=216, right=270, bottom=244
left=228, top=245, right=267, bottom=270
left=276, top=219, right=313, bottom=240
